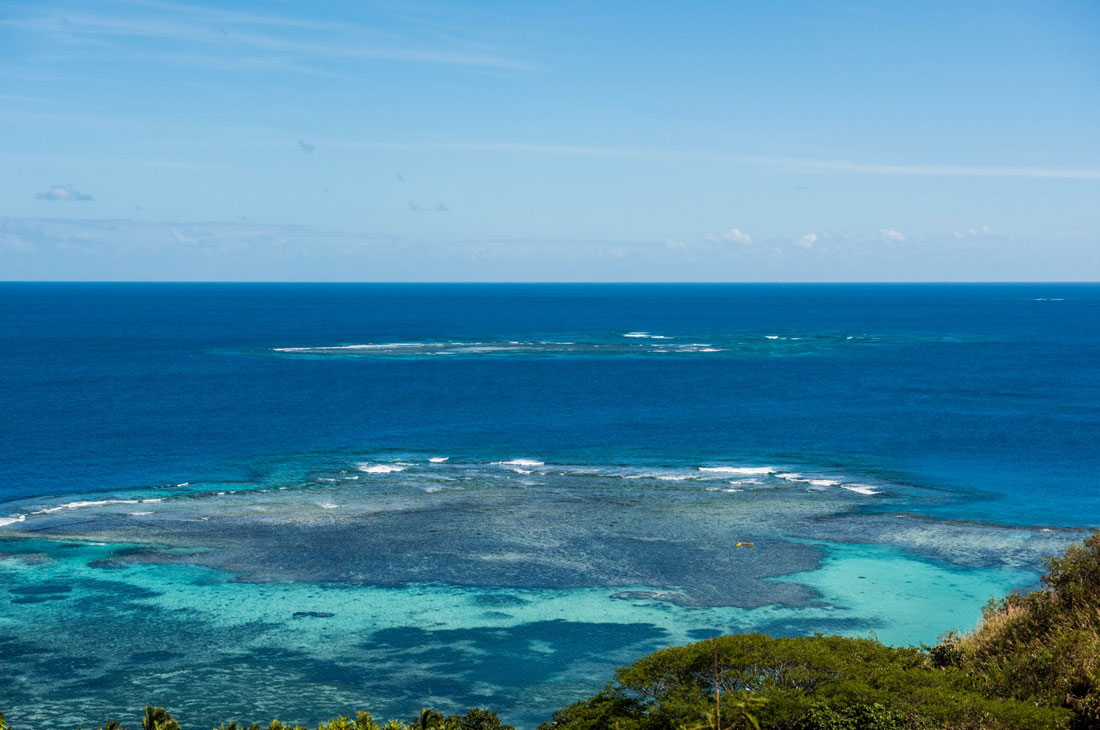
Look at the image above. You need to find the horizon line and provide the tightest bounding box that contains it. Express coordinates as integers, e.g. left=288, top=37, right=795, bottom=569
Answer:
left=2, top=280, right=1098, bottom=286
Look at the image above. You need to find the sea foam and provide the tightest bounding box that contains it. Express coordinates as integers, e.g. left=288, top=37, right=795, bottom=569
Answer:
left=842, top=484, right=882, bottom=495
left=698, top=466, right=775, bottom=475
left=34, top=498, right=161, bottom=514
left=355, top=463, right=407, bottom=474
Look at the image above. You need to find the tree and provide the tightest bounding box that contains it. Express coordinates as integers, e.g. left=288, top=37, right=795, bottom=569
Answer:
left=142, top=708, right=180, bottom=730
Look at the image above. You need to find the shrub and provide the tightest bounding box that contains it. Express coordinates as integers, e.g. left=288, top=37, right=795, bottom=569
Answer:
left=936, top=532, right=1100, bottom=728
left=542, top=633, right=1069, bottom=729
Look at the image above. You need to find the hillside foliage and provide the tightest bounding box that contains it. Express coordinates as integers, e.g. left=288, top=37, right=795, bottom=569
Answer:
left=933, top=532, right=1100, bottom=728
left=538, top=633, right=1068, bottom=730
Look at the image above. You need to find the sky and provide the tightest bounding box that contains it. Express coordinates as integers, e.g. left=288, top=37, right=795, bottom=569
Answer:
left=1, top=0, right=1098, bottom=281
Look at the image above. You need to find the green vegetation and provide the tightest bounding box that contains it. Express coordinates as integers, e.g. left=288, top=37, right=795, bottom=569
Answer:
left=933, top=532, right=1100, bottom=728
left=7, top=533, right=1100, bottom=729
left=538, top=634, right=1067, bottom=730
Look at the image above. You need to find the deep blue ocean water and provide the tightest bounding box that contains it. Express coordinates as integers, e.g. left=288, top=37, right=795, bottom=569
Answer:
left=2, top=283, right=1099, bottom=729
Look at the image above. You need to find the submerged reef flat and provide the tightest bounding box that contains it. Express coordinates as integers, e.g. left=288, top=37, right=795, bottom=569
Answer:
left=263, top=330, right=995, bottom=361
left=1, top=452, right=1077, bottom=606
left=0, top=451, right=1084, bottom=729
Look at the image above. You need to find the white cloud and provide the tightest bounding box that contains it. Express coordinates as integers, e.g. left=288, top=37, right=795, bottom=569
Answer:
left=797, top=233, right=818, bottom=249
left=1, top=216, right=1095, bottom=282
left=706, top=227, right=752, bottom=245
left=36, top=184, right=93, bottom=201
left=880, top=227, right=906, bottom=242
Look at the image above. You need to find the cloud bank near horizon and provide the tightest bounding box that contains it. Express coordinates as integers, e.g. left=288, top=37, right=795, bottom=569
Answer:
left=2, top=216, right=1095, bottom=283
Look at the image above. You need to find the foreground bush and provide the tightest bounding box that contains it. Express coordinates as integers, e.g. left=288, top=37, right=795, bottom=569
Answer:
left=538, top=633, right=1068, bottom=730
left=934, top=532, right=1100, bottom=728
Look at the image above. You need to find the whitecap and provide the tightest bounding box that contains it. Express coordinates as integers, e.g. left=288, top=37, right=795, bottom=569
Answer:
left=498, top=459, right=544, bottom=467
left=128, top=511, right=154, bottom=516
left=317, top=502, right=340, bottom=509
left=842, top=484, right=881, bottom=495
left=275, top=342, right=433, bottom=353
left=0, top=515, right=27, bottom=527
left=656, top=475, right=691, bottom=481
left=33, top=498, right=161, bottom=515
left=676, top=344, right=722, bottom=353
left=809, top=479, right=840, bottom=487
left=765, top=335, right=780, bottom=340
left=698, top=466, right=775, bottom=475
left=428, top=457, right=449, bottom=463
left=355, top=463, right=407, bottom=474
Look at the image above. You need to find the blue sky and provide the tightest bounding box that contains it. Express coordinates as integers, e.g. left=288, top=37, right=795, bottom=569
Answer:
left=1, top=0, right=1098, bottom=281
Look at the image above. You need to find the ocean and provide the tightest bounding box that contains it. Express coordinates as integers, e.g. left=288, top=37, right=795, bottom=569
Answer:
left=2, top=283, right=1098, bottom=729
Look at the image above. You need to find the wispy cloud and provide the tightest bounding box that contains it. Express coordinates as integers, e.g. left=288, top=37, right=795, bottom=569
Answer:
left=797, top=233, right=818, bottom=248
left=36, top=184, right=93, bottom=201
left=746, top=155, right=1100, bottom=180
left=0, top=93, right=55, bottom=103
left=2, top=3, right=537, bottom=71
left=953, top=225, right=992, bottom=240
left=880, top=227, right=906, bottom=242
left=323, top=139, right=1100, bottom=179
left=329, top=138, right=694, bottom=160
left=0, top=232, right=35, bottom=251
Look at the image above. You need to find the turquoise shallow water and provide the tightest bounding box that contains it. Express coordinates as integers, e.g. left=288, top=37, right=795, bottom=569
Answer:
left=0, top=450, right=1080, bottom=729
left=0, top=532, right=1042, bottom=730
left=2, top=283, right=1099, bottom=729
